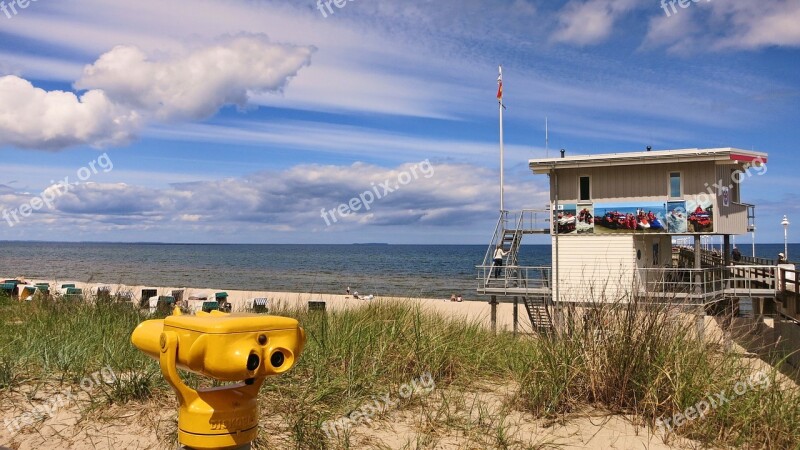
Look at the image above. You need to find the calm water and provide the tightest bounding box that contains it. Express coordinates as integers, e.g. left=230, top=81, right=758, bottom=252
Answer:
left=0, top=242, right=795, bottom=300
left=0, top=243, right=550, bottom=300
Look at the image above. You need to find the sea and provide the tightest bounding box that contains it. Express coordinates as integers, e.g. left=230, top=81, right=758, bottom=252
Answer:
left=0, top=242, right=796, bottom=301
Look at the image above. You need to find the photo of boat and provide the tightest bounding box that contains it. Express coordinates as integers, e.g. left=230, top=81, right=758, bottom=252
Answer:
left=554, top=204, right=595, bottom=234
left=687, top=199, right=714, bottom=233
left=667, top=201, right=688, bottom=233
left=594, top=203, right=668, bottom=234
left=556, top=211, right=577, bottom=234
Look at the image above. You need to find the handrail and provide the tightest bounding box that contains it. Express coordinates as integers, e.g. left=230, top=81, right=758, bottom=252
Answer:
left=482, top=211, right=506, bottom=268
left=476, top=265, right=552, bottom=293
left=780, top=267, right=799, bottom=294
left=636, top=265, right=779, bottom=301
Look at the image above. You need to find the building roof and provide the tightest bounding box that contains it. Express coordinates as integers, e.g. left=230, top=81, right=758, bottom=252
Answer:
left=529, top=147, right=768, bottom=174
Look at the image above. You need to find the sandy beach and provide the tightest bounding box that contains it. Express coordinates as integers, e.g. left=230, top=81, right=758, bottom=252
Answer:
left=18, top=278, right=529, bottom=332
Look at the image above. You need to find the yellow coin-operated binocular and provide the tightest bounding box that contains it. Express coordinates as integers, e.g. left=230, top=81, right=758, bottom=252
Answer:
left=131, top=309, right=306, bottom=450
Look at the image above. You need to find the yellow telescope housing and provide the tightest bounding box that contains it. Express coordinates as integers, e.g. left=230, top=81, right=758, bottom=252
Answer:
left=131, top=309, right=305, bottom=450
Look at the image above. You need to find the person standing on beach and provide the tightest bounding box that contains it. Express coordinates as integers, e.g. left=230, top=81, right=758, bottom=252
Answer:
left=493, top=244, right=508, bottom=278
left=346, top=286, right=351, bottom=296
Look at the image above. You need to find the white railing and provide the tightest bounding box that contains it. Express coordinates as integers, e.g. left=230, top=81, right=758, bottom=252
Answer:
left=477, top=265, right=551, bottom=293
left=636, top=265, right=778, bottom=303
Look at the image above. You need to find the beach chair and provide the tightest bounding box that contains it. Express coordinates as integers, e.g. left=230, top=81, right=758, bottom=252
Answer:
left=141, top=289, right=158, bottom=308
left=154, top=296, right=175, bottom=315
left=214, top=292, right=230, bottom=312
left=1, top=282, right=16, bottom=299
left=308, top=301, right=326, bottom=312
left=171, top=290, right=185, bottom=304
left=202, top=301, right=220, bottom=313
left=94, top=286, right=112, bottom=303
left=64, top=287, right=83, bottom=302
left=34, top=284, right=50, bottom=299
left=19, top=285, right=37, bottom=301
left=3, top=280, right=20, bottom=300
left=61, top=284, right=76, bottom=289
left=252, top=298, right=269, bottom=313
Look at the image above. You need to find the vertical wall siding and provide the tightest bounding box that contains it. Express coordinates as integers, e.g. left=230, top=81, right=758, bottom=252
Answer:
left=553, top=235, right=637, bottom=302
left=552, top=161, right=718, bottom=204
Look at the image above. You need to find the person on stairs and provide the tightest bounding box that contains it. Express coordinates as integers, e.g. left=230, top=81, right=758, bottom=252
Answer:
left=493, top=244, right=509, bottom=278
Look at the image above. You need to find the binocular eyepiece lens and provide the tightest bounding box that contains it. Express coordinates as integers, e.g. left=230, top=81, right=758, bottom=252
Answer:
left=270, top=351, right=285, bottom=368
left=246, top=354, right=260, bottom=371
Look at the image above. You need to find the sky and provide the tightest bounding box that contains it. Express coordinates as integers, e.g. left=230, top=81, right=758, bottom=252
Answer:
left=0, top=0, right=798, bottom=244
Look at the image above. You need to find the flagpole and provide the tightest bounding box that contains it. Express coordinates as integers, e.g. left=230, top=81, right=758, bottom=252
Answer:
left=545, top=117, right=549, bottom=158
left=498, top=66, right=504, bottom=214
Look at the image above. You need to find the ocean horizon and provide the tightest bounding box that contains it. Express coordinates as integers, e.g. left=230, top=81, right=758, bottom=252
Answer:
left=1, top=242, right=796, bottom=300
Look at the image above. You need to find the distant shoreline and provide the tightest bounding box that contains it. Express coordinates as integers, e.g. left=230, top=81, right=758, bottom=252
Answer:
left=14, top=278, right=522, bottom=330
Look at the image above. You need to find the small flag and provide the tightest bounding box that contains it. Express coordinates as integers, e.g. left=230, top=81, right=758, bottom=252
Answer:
left=496, top=66, right=503, bottom=102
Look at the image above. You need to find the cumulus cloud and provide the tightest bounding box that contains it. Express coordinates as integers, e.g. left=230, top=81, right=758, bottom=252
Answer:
left=551, top=0, right=637, bottom=46
left=75, top=35, right=315, bottom=121
left=0, top=76, right=140, bottom=150
left=0, top=162, right=545, bottom=233
left=0, top=34, right=314, bottom=150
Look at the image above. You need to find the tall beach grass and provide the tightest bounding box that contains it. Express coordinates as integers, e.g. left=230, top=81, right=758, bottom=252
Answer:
left=0, top=291, right=798, bottom=449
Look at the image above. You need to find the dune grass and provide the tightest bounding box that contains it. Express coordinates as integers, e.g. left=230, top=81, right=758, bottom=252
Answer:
left=0, top=291, right=798, bottom=449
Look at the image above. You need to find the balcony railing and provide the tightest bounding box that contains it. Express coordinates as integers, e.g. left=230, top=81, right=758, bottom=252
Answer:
left=476, top=265, right=551, bottom=295
left=477, top=263, right=780, bottom=303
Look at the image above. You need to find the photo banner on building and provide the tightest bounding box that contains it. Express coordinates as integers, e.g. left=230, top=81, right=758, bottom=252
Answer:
left=593, top=202, right=667, bottom=234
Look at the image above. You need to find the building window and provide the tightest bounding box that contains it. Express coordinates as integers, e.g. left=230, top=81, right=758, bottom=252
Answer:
left=669, top=172, right=682, bottom=198
left=579, top=176, right=591, bottom=201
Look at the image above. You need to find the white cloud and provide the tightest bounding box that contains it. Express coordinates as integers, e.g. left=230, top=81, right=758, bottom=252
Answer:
left=552, top=0, right=637, bottom=46
left=0, top=76, right=140, bottom=150
left=644, top=0, right=800, bottom=53
left=75, top=35, right=314, bottom=121
left=710, top=1, right=800, bottom=50
left=641, top=6, right=700, bottom=54
left=0, top=35, right=313, bottom=150
left=0, top=162, right=545, bottom=233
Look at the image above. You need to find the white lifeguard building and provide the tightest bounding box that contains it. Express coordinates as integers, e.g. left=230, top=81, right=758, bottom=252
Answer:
left=476, top=147, right=800, bottom=336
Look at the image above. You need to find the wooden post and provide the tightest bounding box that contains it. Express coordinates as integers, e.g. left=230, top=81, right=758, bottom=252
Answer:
left=694, top=236, right=703, bottom=295
left=490, top=296, right=498, bottom=334
left=723, top=235, right=731, bottom=267
left=513, top=297, right=519, bottom=336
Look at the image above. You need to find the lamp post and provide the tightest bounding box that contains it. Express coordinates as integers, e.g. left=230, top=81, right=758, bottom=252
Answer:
left=781, top=215, right=790, bottom=260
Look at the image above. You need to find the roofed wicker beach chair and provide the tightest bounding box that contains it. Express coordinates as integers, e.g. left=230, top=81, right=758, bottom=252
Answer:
left=202, top=301, right=220, bottom=313
left=252, top=298, right=269, bottom=313
left=215, top=292, right=230, bottom=312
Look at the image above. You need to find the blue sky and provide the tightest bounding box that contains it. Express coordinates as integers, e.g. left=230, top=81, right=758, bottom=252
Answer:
left=0, top=0, right=798, bottom=244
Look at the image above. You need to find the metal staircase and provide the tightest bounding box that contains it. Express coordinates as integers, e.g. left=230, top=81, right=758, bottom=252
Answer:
left=523, top=295, right=552, bottom=332
left=478, top=210, right=553, bottom=332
